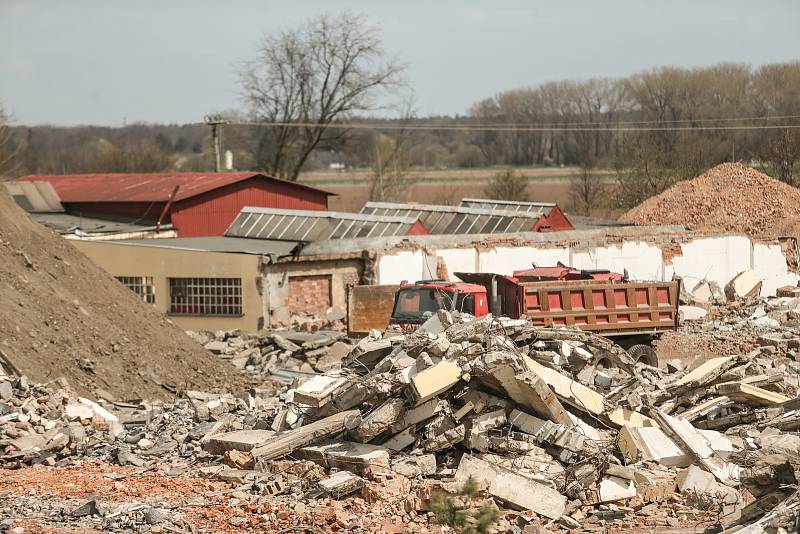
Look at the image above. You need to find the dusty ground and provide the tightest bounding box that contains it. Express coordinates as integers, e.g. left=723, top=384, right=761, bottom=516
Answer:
left=0, top=462, right=719, bottom=534
left=0, top=190, right=245, bottom=401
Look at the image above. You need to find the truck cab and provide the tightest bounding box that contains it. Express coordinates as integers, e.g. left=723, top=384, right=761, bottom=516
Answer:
left=389, top=280, right=489, bottom=327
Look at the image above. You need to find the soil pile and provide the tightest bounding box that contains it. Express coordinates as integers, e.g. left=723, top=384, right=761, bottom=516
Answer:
left=0, top=190, right=243, bottom=400
left=619, top=163, right=800, bottom=238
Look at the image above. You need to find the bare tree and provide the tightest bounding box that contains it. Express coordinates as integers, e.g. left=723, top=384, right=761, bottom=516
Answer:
left=368, top=101, right=417, bottom=201
left=484, top=167, right=528, bottom=201
left=240, top=12, right=406, bottom=181
left=569, top=162, right=606, bottom=216
left=761, top=129, right=800, bottom=186
left=0, top=102, right=23, bottom=180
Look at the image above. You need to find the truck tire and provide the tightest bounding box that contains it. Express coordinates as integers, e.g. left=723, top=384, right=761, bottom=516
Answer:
left=627, top=344, right=658, bottom=367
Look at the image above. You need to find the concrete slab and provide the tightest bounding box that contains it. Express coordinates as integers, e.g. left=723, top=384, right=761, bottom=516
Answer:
left=617, top=425, right=689, bottom=467
left=297, top=441, right=391, bottom=475
left=599, top=476, right=637, bottom=502
left=410, top=360, right=461, bottom=403
left=203, top=429, right=275, bottom=455
left=525, top=358, right=605, bottom=416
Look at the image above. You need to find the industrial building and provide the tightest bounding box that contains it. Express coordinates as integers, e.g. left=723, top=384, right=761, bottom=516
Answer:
left=71, top=223, right=798, bottom=333
left=17, top=172, right=334, bottom=237
left=360, top=199, right=573, bottom=233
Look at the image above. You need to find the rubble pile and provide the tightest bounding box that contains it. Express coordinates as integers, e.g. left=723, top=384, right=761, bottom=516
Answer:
left=191, top=329, right=354, bottom=377
left=5, top=312, right=800, bottom=532
left=619, top=162, right=800, bottom=238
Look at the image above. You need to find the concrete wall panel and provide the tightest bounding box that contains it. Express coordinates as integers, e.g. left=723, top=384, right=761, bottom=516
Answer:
left=378, top=250, right=426, bottom=284
left=478, top=246, right=569, bottom=275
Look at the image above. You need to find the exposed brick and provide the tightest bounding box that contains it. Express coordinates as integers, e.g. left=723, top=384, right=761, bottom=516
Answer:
left=286, top=275, right=332, bottom=315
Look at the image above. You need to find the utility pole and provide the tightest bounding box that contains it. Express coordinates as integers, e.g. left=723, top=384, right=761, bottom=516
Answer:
left=204, top=114, right=226, bottom=172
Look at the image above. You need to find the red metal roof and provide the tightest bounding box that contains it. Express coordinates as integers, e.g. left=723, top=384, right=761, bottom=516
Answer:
left=18, top=172, right=335, bottom=203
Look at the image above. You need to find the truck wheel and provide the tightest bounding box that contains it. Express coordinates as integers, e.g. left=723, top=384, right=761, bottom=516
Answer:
left=627, top=344, right=658, bottom=367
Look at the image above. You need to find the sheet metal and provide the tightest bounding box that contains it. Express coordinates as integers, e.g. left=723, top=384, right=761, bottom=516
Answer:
left=360, top=201, right=543, bottom=235
left=459, top=198, right=555, bottom=216
left=226, top=207, right=420, bottom=241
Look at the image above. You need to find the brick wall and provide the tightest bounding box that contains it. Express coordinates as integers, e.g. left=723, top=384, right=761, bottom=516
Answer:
left=286, top=275, right=332, bottom=315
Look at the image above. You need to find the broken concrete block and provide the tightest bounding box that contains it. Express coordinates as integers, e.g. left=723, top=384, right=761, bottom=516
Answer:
left=715, top=382, right=790, bottom=405
left=464, top=409, right=507, bottom=451
left=318, top=471, right=364, bottom=498
left=297, top=441, right=391, bottom=475
left=599, top=476, right=637, bottom=502
left=423, top=424, right=465, bottom=452
left=679, top=305, right=708, bottom=322
left=352, top=398, right=405, bottom=442
left=203, top=429, right=275, bottom=455
left=251, top=409, right=361, bottom=461
left=726, top=270, right=762, bottom=301
left=391, top=398, right=444, bottom=433
left=673, top=356, right=732, bottom=388
left=391, top=454, right=436, bottom=477
left=409, top=360, right=461, bottom=403
left=676, top=464, right=716, bottom=494
left=776, top=286, right=800, bottom=298
left=292, top=374, right=350, bottom=408
left=454, top=454, right=565, bottom=520
left=525, top=358, right=605, bottom=417
left=608, top=409, right=659, bottom=429
left=490, top=472, right=566, bottom=519
left=617, top=425, right=689, bottom=467
left=382, top=427, right=416, bottom=452
left=508, top=409, right=586, bottom=454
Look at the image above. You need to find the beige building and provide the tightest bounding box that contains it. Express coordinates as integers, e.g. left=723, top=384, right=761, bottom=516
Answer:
left=74, top=238, right=266, bottom=332
left=72, top=237, right=363, bottom=332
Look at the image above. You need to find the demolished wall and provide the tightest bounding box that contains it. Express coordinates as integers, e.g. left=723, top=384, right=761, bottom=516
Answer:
left=376, top=234, right=798, bottom=297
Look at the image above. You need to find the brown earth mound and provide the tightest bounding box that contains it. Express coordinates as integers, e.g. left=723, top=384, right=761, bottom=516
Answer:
left=0, top=190, right=244, bottom=400
left=619, top=163, right=800, bottom=238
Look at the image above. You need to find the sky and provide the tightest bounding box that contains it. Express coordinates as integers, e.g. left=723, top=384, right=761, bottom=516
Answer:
left=1, top=0, right=799, bottom=126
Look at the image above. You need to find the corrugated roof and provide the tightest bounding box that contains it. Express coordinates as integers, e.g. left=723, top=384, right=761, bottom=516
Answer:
left=4, top=181, right=64, bottom=213
left=459, top=198, right=555, bottom=216
left=17, top=172, right=335, bottom=203
left=360, top=201, right=543, bottom=234
left=226, top=207, right=420, bottom=241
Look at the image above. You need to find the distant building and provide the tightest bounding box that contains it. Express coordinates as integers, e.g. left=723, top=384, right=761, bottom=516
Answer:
left=17, top=172, right=335, bottom=237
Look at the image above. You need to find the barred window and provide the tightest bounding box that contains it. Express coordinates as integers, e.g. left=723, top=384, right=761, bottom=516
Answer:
left=116, top=276, right=155, bottom=305
left=168, top=278, right=242, bottom=316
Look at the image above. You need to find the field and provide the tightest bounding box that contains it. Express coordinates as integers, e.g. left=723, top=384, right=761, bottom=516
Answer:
left=299, top=166, right=613, bottom=212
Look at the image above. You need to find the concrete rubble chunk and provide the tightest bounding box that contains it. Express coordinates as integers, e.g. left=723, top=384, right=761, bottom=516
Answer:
left=464, top=409, right=507, bottom=451
left=454, top=453, right=566, bottom=520
left=617, top=425, right=689, bottom=467
left=725, top=270, right=762, bottom=301
left=390, top=397, right=444, bottom=433
left=251, top=409, right=361, bottom=461
left=525, top=358, right=605, bottom=417
left=203, top=429, right=276, bottom=455
left=318, top=470, right=364, bottom=498
left=409, top=359, right=461, bottom=403
left=297, top=441, right=390, bottom=475
left=390, top=454, right=436, bottom=477
left=715, top=382, right=790, bottom=405
left=599, top=476, right=637, bottom=502
left=353, top=398, right=405, bottom=442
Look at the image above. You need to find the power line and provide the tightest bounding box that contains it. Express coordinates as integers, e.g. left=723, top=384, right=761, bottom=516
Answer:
left=208, top=119, right=800, bottom=132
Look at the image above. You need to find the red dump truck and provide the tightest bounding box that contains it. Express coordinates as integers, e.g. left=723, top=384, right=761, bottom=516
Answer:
left=347, top=264, right=680, bottom=364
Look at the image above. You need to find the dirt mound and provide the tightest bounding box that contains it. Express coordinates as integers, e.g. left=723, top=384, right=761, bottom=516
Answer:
left=0, top=190, right=244, bottom=400
left=619, top=163, right=800, bottom=238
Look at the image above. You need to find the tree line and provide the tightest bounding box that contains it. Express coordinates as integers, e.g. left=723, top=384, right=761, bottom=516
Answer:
left=1, top=12, right=798, bottom=214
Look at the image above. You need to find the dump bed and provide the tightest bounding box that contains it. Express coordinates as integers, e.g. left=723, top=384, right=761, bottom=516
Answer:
left=517, top=279, right=679, bottom=336
left=455, top=272, right=679, bottom=337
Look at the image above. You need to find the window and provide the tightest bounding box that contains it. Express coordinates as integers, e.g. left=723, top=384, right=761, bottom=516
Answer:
left=116, top=276, right=155, bottom=305
left=168, top=277, right=242, bottom=316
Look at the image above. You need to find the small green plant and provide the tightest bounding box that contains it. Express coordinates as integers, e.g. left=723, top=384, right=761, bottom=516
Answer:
left=431, top=476, right=499, bottom=534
